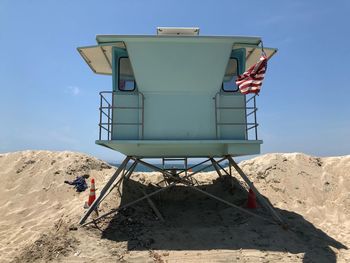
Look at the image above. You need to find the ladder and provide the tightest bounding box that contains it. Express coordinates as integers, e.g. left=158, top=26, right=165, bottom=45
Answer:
left=162, top=157, right=189, bottom=178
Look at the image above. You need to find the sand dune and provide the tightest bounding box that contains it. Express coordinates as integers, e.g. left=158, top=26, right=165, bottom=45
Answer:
left=0, top=151, right=113, bottom=262
left=0, top=151, right=349, bottom=262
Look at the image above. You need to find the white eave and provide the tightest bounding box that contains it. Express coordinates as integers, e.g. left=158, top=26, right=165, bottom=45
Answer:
left=77, top=42, right=125, bottom=75
left=77, top=36, right=277, bottom=75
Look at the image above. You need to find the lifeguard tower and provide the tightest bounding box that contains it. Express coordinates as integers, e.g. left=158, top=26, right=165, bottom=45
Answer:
left=78, top=27, right=283, bottom=226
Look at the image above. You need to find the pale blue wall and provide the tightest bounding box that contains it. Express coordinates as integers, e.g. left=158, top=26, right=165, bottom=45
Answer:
left=111, top=38, right=247, bottom=141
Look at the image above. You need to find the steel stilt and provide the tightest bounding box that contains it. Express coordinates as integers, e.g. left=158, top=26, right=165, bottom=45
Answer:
left=79, top=156, right=285, bottom=228
left=79, top=156, right=131, bottom=225
left=226, top=156, right=285, bottom=225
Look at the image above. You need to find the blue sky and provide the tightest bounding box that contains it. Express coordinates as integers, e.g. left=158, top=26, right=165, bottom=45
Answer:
left=0, top=0, right=349, bottom=162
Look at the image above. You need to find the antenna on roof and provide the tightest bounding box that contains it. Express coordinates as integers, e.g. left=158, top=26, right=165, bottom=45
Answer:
left=157, top=27, right=200, bottom=36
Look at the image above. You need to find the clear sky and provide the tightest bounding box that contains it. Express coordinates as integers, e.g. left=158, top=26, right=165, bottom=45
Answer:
left=0, top=0, right=349, bottom=162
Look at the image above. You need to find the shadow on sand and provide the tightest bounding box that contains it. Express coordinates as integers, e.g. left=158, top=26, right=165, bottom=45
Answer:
left=99, top=176, right=347, bottom=262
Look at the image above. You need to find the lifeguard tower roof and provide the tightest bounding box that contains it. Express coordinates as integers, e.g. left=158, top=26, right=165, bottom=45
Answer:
left=78, top=28, right=277, bottom=157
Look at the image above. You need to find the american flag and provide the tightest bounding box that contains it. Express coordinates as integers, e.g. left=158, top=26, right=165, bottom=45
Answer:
left=236, top=55, right=268, bottom=95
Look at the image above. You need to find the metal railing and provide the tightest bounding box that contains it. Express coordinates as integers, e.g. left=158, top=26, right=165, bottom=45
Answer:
left=98, top=91, right=144, bottom=140
left=214, top=92, right=259, bottom=140
left=98, top=90, right=257, bottom=141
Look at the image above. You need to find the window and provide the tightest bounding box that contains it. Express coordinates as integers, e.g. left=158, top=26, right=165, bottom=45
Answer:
left=222, top=58, right=239, bottom=92
left=118, top=57, right=136, bottom=91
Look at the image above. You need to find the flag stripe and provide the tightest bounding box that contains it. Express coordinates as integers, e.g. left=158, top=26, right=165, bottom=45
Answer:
left=236, top=55, right=267, bottom=95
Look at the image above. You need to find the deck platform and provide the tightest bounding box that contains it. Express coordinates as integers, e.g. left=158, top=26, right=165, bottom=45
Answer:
left=96, top=139, right=262, bottom=157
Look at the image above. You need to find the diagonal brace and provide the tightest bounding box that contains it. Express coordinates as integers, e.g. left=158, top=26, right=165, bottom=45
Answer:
left=79, top=156, right=131, bottom=225
left=226, top=155, right=285, bottom=225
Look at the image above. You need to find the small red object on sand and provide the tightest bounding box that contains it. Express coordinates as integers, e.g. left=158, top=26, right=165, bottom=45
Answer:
left=247, top=188, right=258, bottom=209
left=87, top=178, right=96, bottom=207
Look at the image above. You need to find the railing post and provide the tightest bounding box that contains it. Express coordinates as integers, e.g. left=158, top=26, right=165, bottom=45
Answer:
left=244, top=95, right=248, bottom=140
left=254, top=96, right=258, bottom=140
left=141, top=92, right=145, bottom=139
left=214, top=93, right=218, bottom=139
left=99, top=94, right=102, bottom=140
left=107, top=103, right=111, bottom=140
left=111, top=91, right=114, bottom=140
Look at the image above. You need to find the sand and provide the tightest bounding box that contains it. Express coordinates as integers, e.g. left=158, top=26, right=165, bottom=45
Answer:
left=0, top=150, right=349, bottom=262
left=0, top=151, right=113, bottom=262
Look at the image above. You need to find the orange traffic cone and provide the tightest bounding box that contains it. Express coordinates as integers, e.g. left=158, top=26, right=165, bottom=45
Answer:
left=84, top=178, right=96, bottom=208
left=246, top=188, right=257, bottom=209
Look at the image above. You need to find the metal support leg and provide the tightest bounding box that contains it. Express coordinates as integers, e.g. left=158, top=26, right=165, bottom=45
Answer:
left=226, top=156, right=285, bottom=225
left=157, top=158, right=212, bottom=186
left=82, top=160, right=216, bottom=226
left=215, top=159, right=231, bottom=177
left=81, top=178, right=181, bottom=226
left=134, top=158, right=191, bottom=185
left=79, top=156, right=131, bottom=225
left=140, top=187, right=165, bottom=222
left=211, top=157, right=223, bottom=178
left=187, top=185, right=276, bottom=225
left=214, top=159, right=236, bottom=190
left=94, top=159, right=138, bottom=210
left=169, top=157, right=227, bottom=181
left=80, top=157, right=285, bottom=228
left=124, top=160, right=138, bottom=180
left=113, top=160, right=138, bottom=197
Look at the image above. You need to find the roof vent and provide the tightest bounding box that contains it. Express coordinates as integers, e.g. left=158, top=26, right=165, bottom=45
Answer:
left=157, top=27, right=200, bottom=36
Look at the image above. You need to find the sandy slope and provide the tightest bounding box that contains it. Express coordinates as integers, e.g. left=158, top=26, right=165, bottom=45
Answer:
left=0, top=151, right=113, bottom=262
left=0, top=151, right=349, bottom=262
left=240, top=153, right=350, bottom=246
